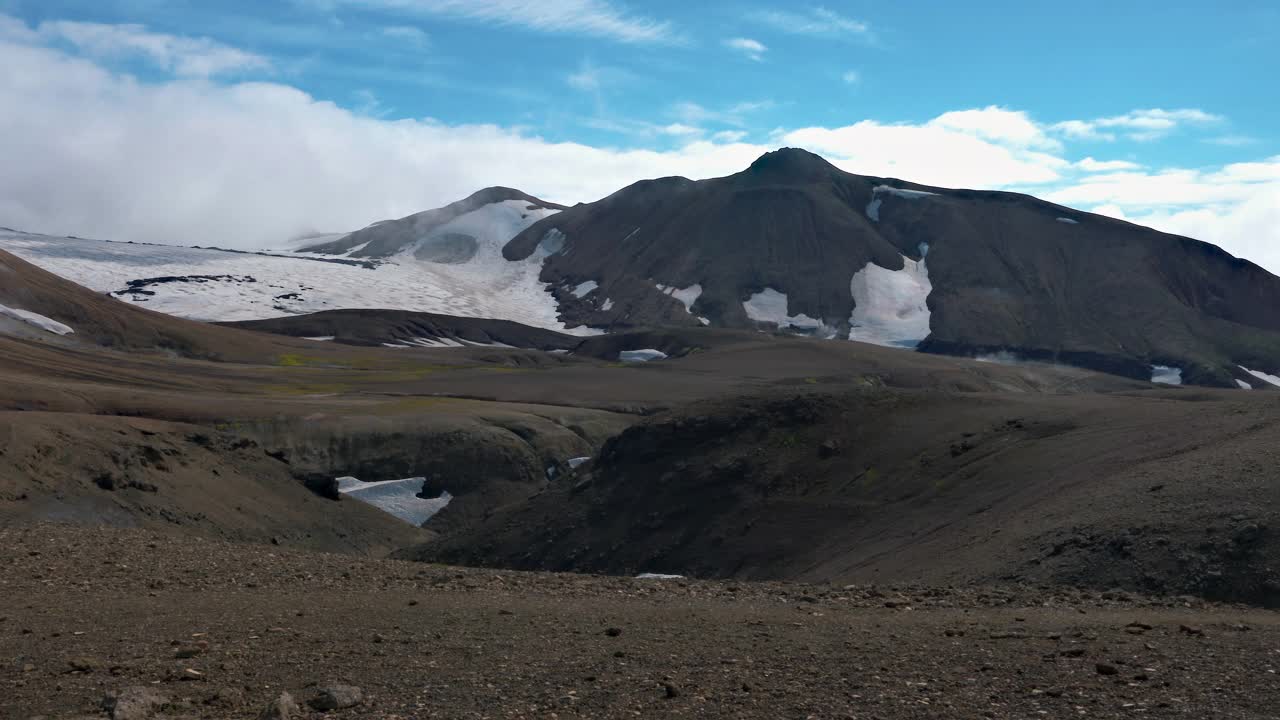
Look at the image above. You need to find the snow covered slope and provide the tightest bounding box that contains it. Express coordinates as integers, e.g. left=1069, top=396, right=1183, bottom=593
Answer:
left=336, top=477, right=452, bottom=527
left=848, top=253, right=933, bottom=349
left=0, top=303, right=75, bottom=336
left=0, top=195, right=595, bottom=334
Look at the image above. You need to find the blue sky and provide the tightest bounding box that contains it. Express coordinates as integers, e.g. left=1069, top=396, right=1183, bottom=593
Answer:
left=10, top=0, right=1277, bottom=161
left=0, top=0, right=1277, bottom=269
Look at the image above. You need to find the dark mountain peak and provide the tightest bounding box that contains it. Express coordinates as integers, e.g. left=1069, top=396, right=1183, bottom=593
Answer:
left=467, top=187, right=567, bottom=211
left=742, top=148, right=840, bottom=183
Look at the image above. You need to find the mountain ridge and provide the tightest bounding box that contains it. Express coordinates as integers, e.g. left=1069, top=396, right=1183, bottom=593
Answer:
left=299, top=186, right=567, bottom=258
left=502, top=148, right=1280, bottom=387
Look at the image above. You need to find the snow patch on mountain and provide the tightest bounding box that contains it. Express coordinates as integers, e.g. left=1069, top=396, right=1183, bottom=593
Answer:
left=848, top=254, right=932, bottom=349
left=1151, top=366, right=1183, bottom=385
left=1240, top=365, right=1280, bottom=388
left=336, top=476, right=452, bottom=526
left=571, top=280, right=598, bottom=298
left=0, top=201, right=595, bottom=334
left=0, top=303, right=74, bottom=335
left=975, top=351, right=1023, bottom=365
left=866, top=185, right=938, bottom=222
left=743, top=288, right=831, bottom=335
left=1237, top=379, right=1253, bottom=390
left=1056, top=217, right=1080, bottom=225
left=538, top=228, right=567, bottom=255
left=656, top=283, right=703, bottom=314
left=620, top=349, right=668, bottom=362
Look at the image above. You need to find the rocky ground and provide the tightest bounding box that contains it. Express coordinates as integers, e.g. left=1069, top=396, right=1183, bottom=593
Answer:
left=4, top=524, right=1279, bottom=719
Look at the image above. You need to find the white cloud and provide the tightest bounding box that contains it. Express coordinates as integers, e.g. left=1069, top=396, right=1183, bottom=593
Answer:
left=1052, top=108, right=1223, bottom=143
left=1093, top=185, right=1280, bottom=272
left=782, top=122, right=1065, bottom=188
left=670, top=100, right=775, bottom=129
left=1076, top=157, right=1141, bottom=172
left=380, top=25, right=429, bottom=44
left=0, top=17, right=1276, bottom=275
left=1043, top=156, right=1280, bottom=270
left=1052, top=119, right=1115, bottom=142
left=330, top=0, right=677, bottom=43
left=841, top=69, right=860, bottom=85
left=751, top=7, right=871, bottom=38
left=928, top=106, right=1061, bottom=151
left=567, top=63, right=601, bottom=92
left=661, top=123, right=702, bottom=137
left=724, top=37, right=766, bottom=61
left=36, top=19, right=269, bottom=77
left=1205, top=135, right=1259, bottom=147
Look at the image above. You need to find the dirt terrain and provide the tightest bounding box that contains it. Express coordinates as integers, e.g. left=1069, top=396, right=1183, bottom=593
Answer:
left=5, top=524, right=1280, bottom=720
left=416, top=388, right=1280, bottom=605
left=3, top=248, right=1280, bottom=718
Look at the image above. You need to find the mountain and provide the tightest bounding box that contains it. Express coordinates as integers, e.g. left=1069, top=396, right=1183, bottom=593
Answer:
left=0, top=247, right=320, bottom=362
left=298, top=187, right=567, bottom=258
left=0, top=187, right=585, bottom=332
left=504, top=148, right=1280, bottom=387
left=6, top=152, right=1280, bottom=388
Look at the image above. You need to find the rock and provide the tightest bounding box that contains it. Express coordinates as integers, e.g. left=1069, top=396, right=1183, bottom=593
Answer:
left=102, top=686, right=168, bottom=720
left=67, top=657, right=99, bottom=673
left=308, top=685, right=364, bottom=711
left=259, top=691, right=300, bottom=720
left=604, top=627, right=623, bottom=637
left=1095, top=663, right=1119, bottom=676
left=663, top=682, right=681, bottom=699
left=174, top=646, right=202, bottom=659
left=1180, top=624, right=1205, bottom=636
left=818, top=440, right=841, bottom=459
left=298, top=474, right=341, bottom=501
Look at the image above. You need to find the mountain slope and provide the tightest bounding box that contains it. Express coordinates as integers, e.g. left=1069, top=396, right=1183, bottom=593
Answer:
left=298, top=187, right=566, bottom=258
left=0, top=247, right=319, bottom=362
left=220, top=308, right=580, bottom=351
left=504, top=148, right=1280, bottom=386
left=0, top=189, right=586, bottom=330
left=407, top=386, right=1280, bottom=606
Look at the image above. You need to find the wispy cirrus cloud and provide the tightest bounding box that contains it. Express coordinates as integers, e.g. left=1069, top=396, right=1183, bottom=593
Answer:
left=1053, top=108, right=1224, bottom=142
left=327, top=0, right=678, bottom=44
left=672, top=99, right=775, bottom=128
left=750, top=7, right=872, bottom=40
left=1076, top=157, right=1142, bottom=172
left=380, top=25, right=429, bottom=45
left=34, top=19, right=270, bottom=77
left=723, top=37, right=767, bottom=61
left=1205, top=135, right=1260, bottom=147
